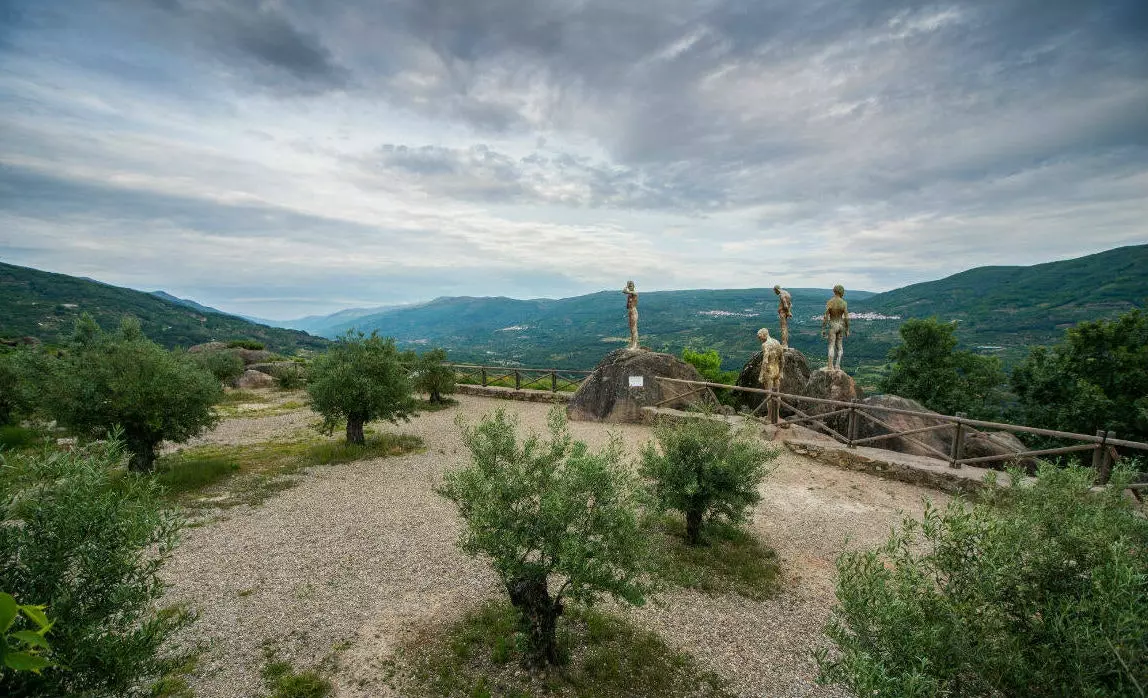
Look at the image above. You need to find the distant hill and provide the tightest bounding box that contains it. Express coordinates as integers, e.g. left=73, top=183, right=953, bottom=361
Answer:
left=150, top=290, right=235, bottom=317
left=855, top=244, right=1148, bottom=361
left=0, top=262, right=326, bottom=353
left=275, top=305, right=411, bottom=336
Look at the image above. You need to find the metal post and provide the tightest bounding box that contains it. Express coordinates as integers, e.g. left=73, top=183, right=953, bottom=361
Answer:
left=949, top=412, right=966, bottom=468
left=551, top=371, right=557, bottom=392
left=481, top=367, right=487, bottom=387
left=515, top=370, right=521, bottom=390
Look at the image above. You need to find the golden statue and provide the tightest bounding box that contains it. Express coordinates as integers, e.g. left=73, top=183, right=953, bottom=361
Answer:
left=821, top=284, right=849, bottom=372
left=757, top=327, right=784, bottom=423
left=773, top=285, right=793, bottom=347
left=623, top=280, right=639, bottom=350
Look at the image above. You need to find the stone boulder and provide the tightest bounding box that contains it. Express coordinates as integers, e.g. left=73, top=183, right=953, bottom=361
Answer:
left=734, top=347, right=811, bottom=408
left=234, top=369, right=275, bottom=389
left=235, top=348, right=273, bottom=365
left=567, top=349, right=716, bottom=423
left=247, top=361, right=295, bottom=376
left=801, top=368, right=864, bottom=435
left=188, top=341, right=228, bottom=354
left=857, top=394, right=1036, bottom=470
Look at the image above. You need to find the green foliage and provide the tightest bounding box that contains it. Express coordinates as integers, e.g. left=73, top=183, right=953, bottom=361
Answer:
left=1012, top=309, right=1148, bottom=443
left=307, top=331, right=415, bottom=444
left=817, top=465, right=1148, bottom=697
left=0, top=592, right=55, bottom=676
left=0, top=261, right=326, bottom=353
left=397, top=601, right=734, bottom=698
left=411, top=348, right=457, bottom=403
left=880, top=317, right=1007, bottom=418
left=44, top=315, right=222, bottom=471
left=680, top=348, right=737, bottom=384
left=648, top=516, right=781, bottom=601
left=271, top=363, right=307, bottom=390
left=0, top=349, right=52, bottom=426
left=227, top=339, right=266, bottom=350
left=260, top=651, right=332, bottom=698
left=640, top=416, right=777, bottom=545
left=189, top=348, right=246, bottom=384
left=0, top=440, right=192, bottom=697
left=440, top=408, right=650, bottom=666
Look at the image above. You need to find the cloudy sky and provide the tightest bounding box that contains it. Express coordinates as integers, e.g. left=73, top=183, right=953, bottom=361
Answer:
left=1, top=0, right=1145, bottom=319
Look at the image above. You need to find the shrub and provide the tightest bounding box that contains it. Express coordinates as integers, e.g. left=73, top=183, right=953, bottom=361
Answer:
left=817, top=465, right=1148, bottom=697
left=0, top=439, right=191, bottom=697
left=1, top=592, right=55, bottom=676
left=226, top=339, right=265, bottom=350
left=411, top=348, right=456, bottom=403
left=45, top=315, right=221, bottom=471
left=271, top=363, right=307, bottom=390
left=439, top=408, right=650, bottom=667
left=681, top=348, right=738, bottom=405
left=640, top=416, right=776, bottom=545
left=188, top=348, right=245, bottom=384
left=307, top=331, right=414, bottom=445
left=0, top=349, right=49, bottom=426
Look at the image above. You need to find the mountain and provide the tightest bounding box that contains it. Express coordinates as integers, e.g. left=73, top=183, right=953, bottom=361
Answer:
left=150, top=290, right=235, bottom=317
left=274, top=305, right=410, bottom=336
left=855, top=244, right=1148, bottom=361
left=0, top=262, right=326, bottom=353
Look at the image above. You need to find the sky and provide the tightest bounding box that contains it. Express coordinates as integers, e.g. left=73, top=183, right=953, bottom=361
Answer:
left=0, top=0, right=1145, bottom=320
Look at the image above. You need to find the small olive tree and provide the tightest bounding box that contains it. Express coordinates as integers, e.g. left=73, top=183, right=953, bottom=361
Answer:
left=440, top=408, right=650, bottom=666
left=48, top=315, right=221, bottom=472
left=640, top=416, right=776, bottom=545
left=817, top=465, right=1148, bottom=697
left=188, top=348, right=245, bottom=385
left=307, top=331, right=414, bottom=444
left=412, top=348, right=456, bottom=404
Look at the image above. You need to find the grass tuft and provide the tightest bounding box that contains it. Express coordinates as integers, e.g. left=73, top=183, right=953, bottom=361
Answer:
left=218, top=389, right=266, bottom=406
left=393, top=601, right=734, bottom=698
left=155, top=455, right=241, bottom=497
left=648, top=515, right=782, bottom=601
left=261, top=652, right=332, bottom=698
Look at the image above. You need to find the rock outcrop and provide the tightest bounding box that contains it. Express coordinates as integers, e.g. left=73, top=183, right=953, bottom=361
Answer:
left=235, top=348, right=273, bottom=365
left=188, top=341, right=228, bottom=354
left=234, top=369, right=275, bottom=389
left=801, top=368, right=864, bottom=434
left=567, top=349, right=715, bottom=423
left=735, top=348, right=811, bottom=408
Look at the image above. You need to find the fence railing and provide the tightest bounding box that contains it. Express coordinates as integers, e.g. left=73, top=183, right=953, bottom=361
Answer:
left=654, top=376, right=1148, bottom=492
left=447, top=363, right=594, bottom=393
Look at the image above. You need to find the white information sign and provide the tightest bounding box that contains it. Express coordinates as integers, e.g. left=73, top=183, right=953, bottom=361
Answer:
left=628, top=375, right=644, bottom=388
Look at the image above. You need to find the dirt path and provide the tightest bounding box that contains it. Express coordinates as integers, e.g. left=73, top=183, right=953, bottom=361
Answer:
left=161, top=395, right=948, bottom=698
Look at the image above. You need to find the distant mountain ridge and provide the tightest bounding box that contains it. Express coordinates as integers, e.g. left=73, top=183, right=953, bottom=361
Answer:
left=0, top=262, right=326, bottom=353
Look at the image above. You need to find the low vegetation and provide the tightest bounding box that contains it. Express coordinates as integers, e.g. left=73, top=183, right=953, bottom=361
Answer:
left=0, top=440, right=192, bottom=697
left=393, top=601, right=734, bottom=698
left=260, top=647, right=332, bottom=698
left=640, top=415, right=777, bottom=545
left=648, top=516, right=781, bottom=601
left=308, top=330, right=415, bottom=444
left=0, top=592, right=56, bottom=676
left=440, top=408, right=650, bottom=667
left=188, top=348, right=246, bottom=384
left=411, top=347, right=456, bottom=403
left=817, top=464, right=1148, bottom=696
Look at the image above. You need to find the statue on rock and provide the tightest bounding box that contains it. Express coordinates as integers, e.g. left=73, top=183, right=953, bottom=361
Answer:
left=757, top=328, right=784, bottom=424
left=623, top=280, right=640, bottom=350
left=773, top=285, right=793, bottom=347
left=821, top=284, right=850, bottom=372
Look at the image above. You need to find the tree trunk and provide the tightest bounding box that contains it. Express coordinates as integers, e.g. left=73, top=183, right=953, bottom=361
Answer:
left=346, top=416, right=366, bottom=445
left=127, top=439, right=157, bottom=473
left=429, top=389, right=441, bottom=404
left=506, top=574, right=563, bottom=667
left=685, top=508, right=704, bottom=545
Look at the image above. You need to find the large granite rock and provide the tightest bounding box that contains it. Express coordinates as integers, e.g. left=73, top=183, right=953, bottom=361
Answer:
left=802, top=368, right=864, bottom=434
left=188, top=341, right=228, bottom=354
left=734, top=348, right=811, bottom=408
left=567, top=349, right=715, bottom=423
left=235, top=348, right=273, bottom=365
left=234, top=369, right=275, bottom=389
left=857, top=394, right=1036, bottom=470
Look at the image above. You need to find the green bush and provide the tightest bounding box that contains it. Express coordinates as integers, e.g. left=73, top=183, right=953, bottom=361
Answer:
left=411, top=348, right=456, bottom=403
left=307, top=331, right=414, bottom=445
left=640, top=416, right=776, bottom=544
left=1, top=592, right=55, bottom=676
left=440, top=408, right=650, bottom=667
left=880, top=317, right=1007, bottom=419
left=271, top=363, right=307, bottom=390
left=817, top=465, right=1148, bottom=697
left=0, top=440, right=191, bottom=697
left=226, top=339, right=265, bottom=351
left=0, top=349, right=49, bottom=426
left=44, top=315, right=222, bottom=471
left=681, top=348, right=738, bottom=405
left=189, top=348, right=245, bottom=384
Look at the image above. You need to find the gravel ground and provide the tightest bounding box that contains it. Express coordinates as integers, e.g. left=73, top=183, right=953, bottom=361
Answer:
left=161, top=395, right=949, bottom=698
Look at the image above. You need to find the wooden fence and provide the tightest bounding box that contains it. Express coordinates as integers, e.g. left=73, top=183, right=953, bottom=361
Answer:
left=447, top=363, right=594, bottom=393
left=655, top=376, right=1148, bottom=493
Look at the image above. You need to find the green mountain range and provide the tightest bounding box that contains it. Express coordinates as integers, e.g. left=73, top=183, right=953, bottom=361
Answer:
left=0, top=262, right=326, bottom=354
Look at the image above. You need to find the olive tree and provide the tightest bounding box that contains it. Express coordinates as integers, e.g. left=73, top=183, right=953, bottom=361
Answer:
left=440, top=408, right=650, bottom=666
left=817, top=465, right=1148, bottom=697
left=640, top=416, right=776, bottom=545
left=411, top=348, right=456, bottom=404
left=307, top=331, right=414, bottom=444
left=48, top=315, right=221, bottom=472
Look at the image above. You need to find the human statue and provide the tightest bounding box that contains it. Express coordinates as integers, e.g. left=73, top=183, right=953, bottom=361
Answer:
left=821, top=284, right=850, bottom=372
left=773, top=285, right=793, bottom=347
left=623, top=280, right=639, bottom=350
left=757, top=328, right=784, bottom=424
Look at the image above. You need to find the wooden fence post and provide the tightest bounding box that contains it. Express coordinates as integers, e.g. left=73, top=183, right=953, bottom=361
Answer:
left=514, top=370, right=521, bottom=390
left=847, top=400, right=858, bottom=448
left=949, top=412, right=967, bottom=468
left=551, top=371, right=557, bottom=392
left=481, top=367, right=487, bottom=387
left=1092, top=430, right=1113, bottom=485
